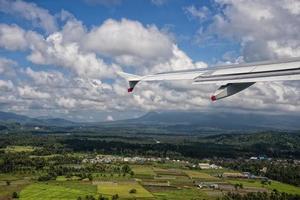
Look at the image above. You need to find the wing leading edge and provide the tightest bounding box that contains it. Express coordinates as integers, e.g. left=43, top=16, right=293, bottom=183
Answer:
left=117, top=57, right=300, bottom=101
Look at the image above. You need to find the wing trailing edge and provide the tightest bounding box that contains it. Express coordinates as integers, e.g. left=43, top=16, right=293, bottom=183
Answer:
left=117, top=71, right=142, bottom=92
left=117, top=57, right=300, bottom=100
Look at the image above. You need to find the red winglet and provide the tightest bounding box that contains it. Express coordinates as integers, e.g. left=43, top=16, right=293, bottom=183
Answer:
left=128, top=88, right=134, bottom=93
left=211, top=95, right=217, bottom=101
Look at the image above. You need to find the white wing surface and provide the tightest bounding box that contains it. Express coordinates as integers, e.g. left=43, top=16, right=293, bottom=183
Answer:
left=117, top=57, right=300, bottom=101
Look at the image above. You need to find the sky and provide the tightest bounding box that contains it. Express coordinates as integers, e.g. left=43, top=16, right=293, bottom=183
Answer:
left=0, top=0, right=299, bottom=122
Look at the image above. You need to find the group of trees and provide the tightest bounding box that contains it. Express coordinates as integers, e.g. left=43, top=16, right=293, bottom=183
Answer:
left=220, top=191, right=300, bottom=200
left=214, top=159, right=300, bottom=186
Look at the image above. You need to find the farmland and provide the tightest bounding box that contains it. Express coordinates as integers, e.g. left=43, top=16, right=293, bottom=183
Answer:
left=0, top=131, right=299, bottom=200
left=0, top=158, right=298, bottom=200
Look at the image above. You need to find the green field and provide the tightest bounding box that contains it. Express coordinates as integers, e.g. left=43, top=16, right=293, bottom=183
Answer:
left=228, top=179, right=300, bottom=195
left=97, top=181, right=154, bottom=198
left=131, top=165, right=156, bottom=176
left=3, top=146, right=36, bottom=153
left=20, top=182, right=97, bottom=200
left=153, top=188, right=215, bottom=200
left=184, top=170, right=220, bottom=181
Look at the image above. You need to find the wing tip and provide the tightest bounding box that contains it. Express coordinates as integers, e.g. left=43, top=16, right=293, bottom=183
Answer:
left=128, top=88, right=134, bottom=93
left=211, top=95, right=217, bottom=101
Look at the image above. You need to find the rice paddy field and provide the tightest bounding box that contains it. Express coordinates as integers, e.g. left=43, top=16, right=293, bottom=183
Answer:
left=228, top=179, right=300, bottom=195
left=97, top=181, right=154, bottom=198
left=20, top=182, right=97, bottom=200
left=0, top=163, right=299, bottom=200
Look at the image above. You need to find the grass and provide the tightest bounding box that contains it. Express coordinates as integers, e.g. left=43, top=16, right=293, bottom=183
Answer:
left=131, top=165, right=156, bottom=176
left=97, top=181, right=154, bottom=198
left=200, top=168, right=237, bottom=176
left=153, top=188, right=216, bottom=200
left=3, top=146, right=36, bottom=153
left=20, top=182, right=97, bottom=200
left=184, top=170, right=220, bottom=181
left=228, top=179, right=300, bottom=195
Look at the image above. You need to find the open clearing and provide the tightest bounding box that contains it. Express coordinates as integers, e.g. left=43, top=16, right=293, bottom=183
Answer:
left=97, top=181, right=154, bottom=198
left=131, top=165, right=156, bottom=176
left=184, top=170, right=220, bottom=181
left=20, top=182, right=97, bottom=200
left=3, top=146, right=36, bottom=153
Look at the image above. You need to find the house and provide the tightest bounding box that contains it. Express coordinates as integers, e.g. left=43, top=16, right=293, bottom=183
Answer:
left=198, top=163, right=210, bottom=169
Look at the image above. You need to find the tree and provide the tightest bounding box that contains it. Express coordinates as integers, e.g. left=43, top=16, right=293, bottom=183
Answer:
left=112, top=194, right=119, bottom=200
left=12, top=191, right=19, bottom=199
left=98, top=195, right=107, bottom=200
left=129, top=188, right=137, bottom=194
left=121, top=164, right=131, bottom=174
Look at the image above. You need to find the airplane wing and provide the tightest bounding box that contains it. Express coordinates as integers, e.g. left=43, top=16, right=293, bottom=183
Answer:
left=117, top=57, right=300, bottom=101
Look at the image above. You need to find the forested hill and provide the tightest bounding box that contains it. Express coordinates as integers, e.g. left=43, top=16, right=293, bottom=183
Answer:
left=0, top=110, right=300, bottom=131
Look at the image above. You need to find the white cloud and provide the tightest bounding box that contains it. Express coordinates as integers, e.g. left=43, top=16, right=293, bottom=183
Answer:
left=83, top=18, right=173, bottom=67
left=0, top=0, right=57, bottom=33
left=202, top=0, right=300, bottom=61
left=0, top=57, right=17, bottom=76
left=56, top=97, right=76, bottom=109
left=24, top=67, right=66, bottom=86
left=184, top=5, right=210, bottom=21
left=0, top=24, right=27, bottom=50
left=1, top=0, right=299, bottom=119
left=28, top=32, right=119, bottom=78
left=0, top=80, right=14, bottom=91
left=18, top=85, right=50, bottom=99
left=106, top=115, right=114, bottom=121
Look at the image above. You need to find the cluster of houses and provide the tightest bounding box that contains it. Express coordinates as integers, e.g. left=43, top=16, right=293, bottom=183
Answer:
left=82, top=155, right=163, bottom=164
left=82, top=155, right=223, bottom=170
left=196, top=163, right=223, bottom=169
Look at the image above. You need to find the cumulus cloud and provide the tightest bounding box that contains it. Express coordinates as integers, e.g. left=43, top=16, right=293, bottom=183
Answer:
left=24, top=68, right=66, bottom=86
left=18, top=85, right=50, bottom=99
left=0, top=57, right=17, bottom=76
left=0, top=24, right=28, bottom=50
left=56, top=97, right=76, bottom=109
left=187, top=0, right=300, bottom=113
left=1, top=0, right=299, bottom=120
left=83, top=19, right=174, bottom=67
left=201, top=0, right=300, bottom=61
left=0, top=80, right=14, bottom=91
left=0, top=0, right=57, bottom=33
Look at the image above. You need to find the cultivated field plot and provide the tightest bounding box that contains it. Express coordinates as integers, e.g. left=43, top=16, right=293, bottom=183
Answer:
left=131, top=165, right=156, bottom=177
left=97, top=181, right=154, bottom=199
left=228, top=179, right=300, bottom=195
left=153, top=188, right=214, bottom=200
left=184, top=170, right=220, bottom=181
left=20, top=182, right=97, bottom=200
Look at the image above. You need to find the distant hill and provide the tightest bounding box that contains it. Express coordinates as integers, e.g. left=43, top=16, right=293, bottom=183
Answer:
left=0, top=111, right=77, bottom=127
left=120, top=111, right=300, bottom=131
left=0, top=110, right=299, bottom=131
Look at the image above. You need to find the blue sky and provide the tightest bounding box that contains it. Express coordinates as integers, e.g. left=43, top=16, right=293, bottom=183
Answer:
left=1, top=0, right=231, bottom=64
left=0, top=0, right=299, bottom=121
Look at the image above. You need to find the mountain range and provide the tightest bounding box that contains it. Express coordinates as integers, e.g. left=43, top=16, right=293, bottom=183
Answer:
left=0, top=110, right=299, bottom=131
